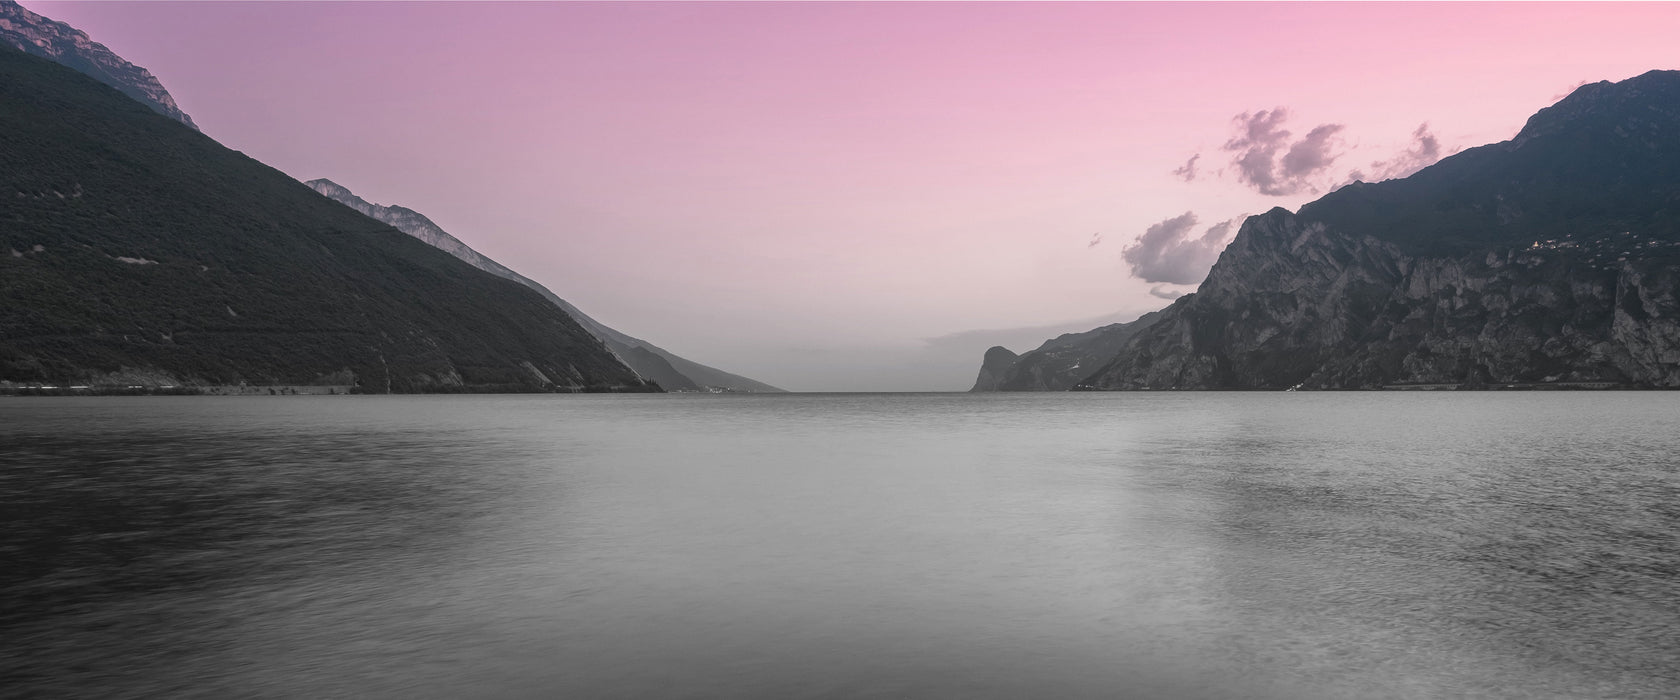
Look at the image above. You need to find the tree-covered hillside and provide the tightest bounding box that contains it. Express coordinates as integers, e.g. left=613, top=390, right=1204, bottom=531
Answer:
left=0, top=45, right=654, bottom=392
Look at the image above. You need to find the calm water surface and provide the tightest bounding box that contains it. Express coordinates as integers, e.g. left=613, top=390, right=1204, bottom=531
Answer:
left=2, top=393, right=1677, bottom=698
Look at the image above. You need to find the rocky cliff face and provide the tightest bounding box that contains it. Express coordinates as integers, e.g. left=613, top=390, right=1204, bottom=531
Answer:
left=1083, top=71, right=1680, bottom=390
left=969, top=346, right=1018, bottom=391
left=307, top=179, right=520, bottom=283
left=1085, top=212, right=1680, bottom=389
left=970, top=311, right=1162, bottom=391
left=0, top=1, right=196, bottom=129
left=307, top=179, right=783, bottom=393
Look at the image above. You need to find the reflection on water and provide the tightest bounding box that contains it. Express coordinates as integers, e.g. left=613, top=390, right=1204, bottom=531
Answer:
left=1, top=393, right=1677, bottom=698
left=1, top=404, right=549, bottom=698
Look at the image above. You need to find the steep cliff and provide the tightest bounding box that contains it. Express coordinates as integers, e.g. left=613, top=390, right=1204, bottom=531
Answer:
left=306, top=179, right=783, bottom=393
left=970, top=311, right=1162, bottom=391
left=0, top=0, right=196, bottom=129
left=969, top=346, right=1018, bottom=391
left=1083, top=71, right=1680, bottom=390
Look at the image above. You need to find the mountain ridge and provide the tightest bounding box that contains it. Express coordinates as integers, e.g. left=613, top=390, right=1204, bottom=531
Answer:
left=1078, top=70, right=1680, bottom=390
left=0, top=0, right=196, bottom=129
left=970, top=311, right=1163, bottom=391
left=304, top=179, right=783, bottom=393
left=0, top=43, right=652, bottom=393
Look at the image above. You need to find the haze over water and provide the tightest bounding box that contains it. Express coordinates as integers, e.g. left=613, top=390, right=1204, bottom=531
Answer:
left=3, top=393, right=1677, bottom=698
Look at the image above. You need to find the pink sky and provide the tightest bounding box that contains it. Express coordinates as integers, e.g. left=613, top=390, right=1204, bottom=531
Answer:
left=24, top=1, right=1680, bottom=390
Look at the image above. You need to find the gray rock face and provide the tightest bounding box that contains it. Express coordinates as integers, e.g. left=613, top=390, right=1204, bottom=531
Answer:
left=970, top=311, right=1163, bottom=391
left=969, top=346, right=1018, bottom=391
left=1080, top=71, right=1680, bottom=390
left=0, top=1, right=196, bottom=130
left=1083, top=210, right=1680, bottom=390
left=307, top=179, right=783, bottom=393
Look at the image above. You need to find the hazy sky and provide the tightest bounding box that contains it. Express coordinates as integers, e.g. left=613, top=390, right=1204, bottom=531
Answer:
left=25, top=1, right=1680, bottom=390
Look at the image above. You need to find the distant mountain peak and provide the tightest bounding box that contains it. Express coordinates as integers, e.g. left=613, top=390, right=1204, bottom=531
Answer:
left=1513, top=69, right=1680, bottom=148
left=305, top=177, right=354, bottom=199
left=307, top=178, right=784, bottom=393
left=0, top=0, right=197, bottom=129
left=305, top=181, right=452, bottom=243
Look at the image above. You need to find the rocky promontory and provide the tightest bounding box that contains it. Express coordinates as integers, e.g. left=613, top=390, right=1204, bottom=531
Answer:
left=1081, top=71, right=1680, bottom=390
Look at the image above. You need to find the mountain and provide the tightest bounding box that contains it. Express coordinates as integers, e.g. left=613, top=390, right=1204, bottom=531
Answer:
left=0, top=0, right=196, bottom=129
left=0, top=44, right=654, bottom=393
left=970, top=311, right=1162, bottom=391
left=305, top=179, right=784, bottom=393
left=1081, top=70, right=1680, bottom=390
left=969, top=346, right=1017, bottom=391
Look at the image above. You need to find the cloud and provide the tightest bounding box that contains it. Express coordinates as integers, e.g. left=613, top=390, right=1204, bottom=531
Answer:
left=1281, top=124, right=1346, bottom=179
left=1345, top=123, right=1445, bottom=185
left=1172, top=153, right=1201, bottom=182
left=1222, top=109, right=1346, bottom=196
left=1121, top=212, right=1241, bottom=285
left=1148, top=285, right=1185, bottom=300
left=1552, top=79, right=1592, bottom=102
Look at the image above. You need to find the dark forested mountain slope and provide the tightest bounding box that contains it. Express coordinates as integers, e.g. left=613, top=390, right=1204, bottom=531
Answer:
left=1302, top=71, right=1680, bottom=257
left=1083, top=70, right=1680, bottom=390
left=0, top=46, right=652, bottom=392
left=306, top=179, right=783, bottom=393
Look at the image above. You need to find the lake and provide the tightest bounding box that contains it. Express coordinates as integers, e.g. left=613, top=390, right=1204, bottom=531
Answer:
left=2, top=393, right=1677, bottom=698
